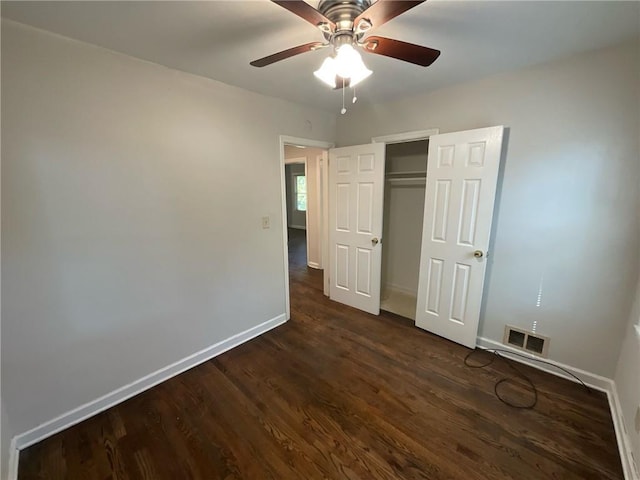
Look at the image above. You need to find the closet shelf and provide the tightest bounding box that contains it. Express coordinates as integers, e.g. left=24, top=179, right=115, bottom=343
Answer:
left=385, top=170, right=426, bottom=178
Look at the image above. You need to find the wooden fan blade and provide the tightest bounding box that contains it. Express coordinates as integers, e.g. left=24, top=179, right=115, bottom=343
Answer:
left=362, top=36, right=440, bottom=67
left=250, top=42, right=325, bottom=67
left=272, top=1, right=335, bottom=32
left=354, top=0, right=425, bottom=31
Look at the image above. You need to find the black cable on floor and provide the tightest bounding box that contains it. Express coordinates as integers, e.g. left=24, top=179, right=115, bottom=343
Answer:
left=464, top=348, right=591, bottom=409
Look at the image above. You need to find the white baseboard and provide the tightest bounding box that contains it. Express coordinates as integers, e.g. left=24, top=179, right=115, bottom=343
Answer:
left=382, top=283, right=417, bottom=297
left=7, top=437, right=19, bottom=480
left=12, top=314, right=287, bottom=454
left=476, top=336, right=637, bottom=480
left=608, top=383, right=640, bottom=480
left=475, top=336, right=611, bottom=391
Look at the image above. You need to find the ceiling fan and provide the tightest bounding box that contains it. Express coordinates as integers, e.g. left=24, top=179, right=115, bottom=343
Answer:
left=250, top=0, right=440, bottom=91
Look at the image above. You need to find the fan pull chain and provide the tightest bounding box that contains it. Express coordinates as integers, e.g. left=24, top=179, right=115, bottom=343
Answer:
left=352, top=86, right=357, bottom=104
left=341, top=77, right=347, bottom=114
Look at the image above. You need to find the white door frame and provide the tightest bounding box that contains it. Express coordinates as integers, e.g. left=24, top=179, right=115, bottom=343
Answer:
left=372, top=128, right=440, bottom=145
left=321, top=151, right=329, bottom=296
left=366, top=129, right=440, bottom=315
left=371, top=129, right=438, bottom=315
left=279, top=135, right=334, bottom=319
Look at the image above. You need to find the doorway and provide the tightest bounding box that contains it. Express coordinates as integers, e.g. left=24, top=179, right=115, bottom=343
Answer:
left=284, top=159, right=308, bottom=270
left=380, top=139, right=429, bottom=320
left=279, top=136, right=333, bottom=319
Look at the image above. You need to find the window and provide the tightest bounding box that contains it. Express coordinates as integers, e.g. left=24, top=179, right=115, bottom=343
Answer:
left=294, top=174, right=307, bottom=211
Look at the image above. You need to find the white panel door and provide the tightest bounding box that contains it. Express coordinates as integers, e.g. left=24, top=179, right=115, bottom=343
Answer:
left=416, top=126, right=504, bottom=348
left=329, top=143, right=385, bottom=315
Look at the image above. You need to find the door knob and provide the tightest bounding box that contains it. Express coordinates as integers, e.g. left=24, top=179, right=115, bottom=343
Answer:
left=473, top=250, right=484, bottom=258
left=371, top=237, right=380, bottom=246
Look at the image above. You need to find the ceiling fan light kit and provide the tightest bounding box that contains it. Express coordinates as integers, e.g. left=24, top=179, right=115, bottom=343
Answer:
left=251, top=0, right=441, bottom=113
left=313, top=44, right=372, bottom=88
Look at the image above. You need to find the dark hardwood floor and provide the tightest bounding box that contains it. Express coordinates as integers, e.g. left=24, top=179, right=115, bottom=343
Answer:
left=19, top=228, right=623, bottom=479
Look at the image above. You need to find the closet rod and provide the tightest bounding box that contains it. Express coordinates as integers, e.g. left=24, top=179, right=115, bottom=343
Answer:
left=386, top=177, right=426, bottom=186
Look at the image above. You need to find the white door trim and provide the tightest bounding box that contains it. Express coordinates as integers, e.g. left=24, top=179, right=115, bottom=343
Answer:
left=311, top=153, right=324, bottom=270
left=302, top=161, right=311, bottom=260
left=279, top=136, right=334, bottom=319
left=372, top=129, right=440, bottom=144
left=321, top=151, right=330, bottom=296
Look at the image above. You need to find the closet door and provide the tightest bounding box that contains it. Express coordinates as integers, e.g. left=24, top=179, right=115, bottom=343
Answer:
left=415, top=126, right=504, bottom=348
left=329, top=143, right=385, bottom=315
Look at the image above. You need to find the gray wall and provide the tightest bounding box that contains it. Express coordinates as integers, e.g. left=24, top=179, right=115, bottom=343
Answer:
left=1, top=402, right=11, bottom=479
left=337, top=39, right=640, bottom=377
left=285, top=163, right=306, bottom=229
left=1, top=18, right=335, bottom=449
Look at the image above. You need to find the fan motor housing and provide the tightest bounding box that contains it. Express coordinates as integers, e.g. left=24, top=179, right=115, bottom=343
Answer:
left=318, top=0, right=371, bottom=28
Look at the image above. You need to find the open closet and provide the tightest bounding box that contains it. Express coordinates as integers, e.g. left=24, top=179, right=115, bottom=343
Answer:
left=327, top=126, right=504, bottom=347
left=380, top=140, right=428, bottom=320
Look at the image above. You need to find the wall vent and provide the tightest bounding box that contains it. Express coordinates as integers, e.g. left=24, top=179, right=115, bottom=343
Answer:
left=507, top=329, right=525, bottom=348
left=503, top=325, right=550, bottom=357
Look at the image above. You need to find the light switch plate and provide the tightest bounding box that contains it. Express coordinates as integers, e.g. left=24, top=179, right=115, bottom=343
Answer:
left=262, top=216, right=270, bottom=229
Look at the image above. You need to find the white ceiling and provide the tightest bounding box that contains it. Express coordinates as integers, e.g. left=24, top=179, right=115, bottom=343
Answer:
left=2, top=1, right=639, bottom=112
